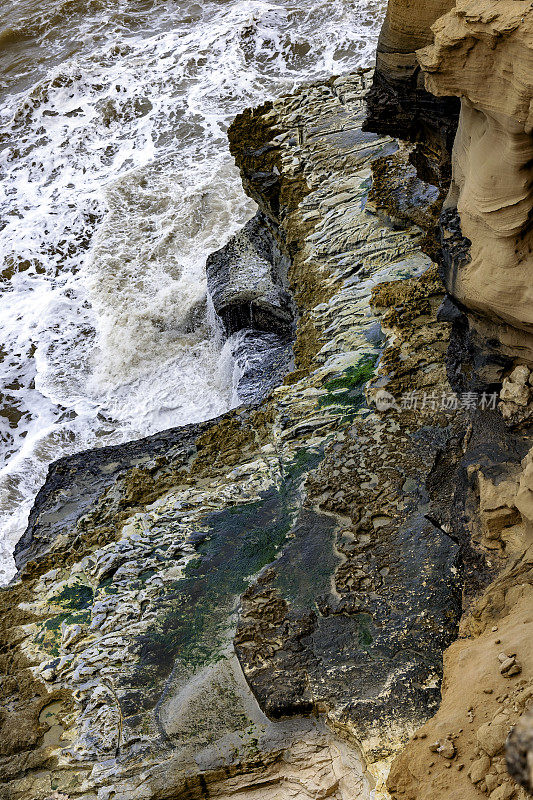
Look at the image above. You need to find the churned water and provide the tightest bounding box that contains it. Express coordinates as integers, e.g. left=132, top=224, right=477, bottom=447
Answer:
left=0, top=0, right=385, bottom=581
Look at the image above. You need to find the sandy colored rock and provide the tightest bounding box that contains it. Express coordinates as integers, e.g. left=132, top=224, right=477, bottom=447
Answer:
left=515, top=448, right=533, bottom=525
left=387, top=590, right=533, bottom=800
left=469, top=754, right=491, bottom=783
left=418, top=0, right=533, bottom=361
left=375, top=0, right=454, bottom=78
left=509, top=367, right=531, bottom=387
left=500, top=381, right=531, bottom=408
left=477, top=714, right=512, bottom=757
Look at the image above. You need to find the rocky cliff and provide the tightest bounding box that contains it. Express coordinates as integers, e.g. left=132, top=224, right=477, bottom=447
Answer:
left=366, top=1, right=533, bottom=799
left=1, top=5, right=533, bottom=800
left=0, top=70, right=467, bottom=800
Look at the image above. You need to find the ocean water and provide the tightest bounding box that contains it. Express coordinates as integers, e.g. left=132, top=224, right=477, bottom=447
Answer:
left=0, top=0, right=385, bottom=582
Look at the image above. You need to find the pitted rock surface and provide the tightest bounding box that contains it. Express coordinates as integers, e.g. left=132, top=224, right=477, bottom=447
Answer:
left=0, top=72, right=470, bottom=800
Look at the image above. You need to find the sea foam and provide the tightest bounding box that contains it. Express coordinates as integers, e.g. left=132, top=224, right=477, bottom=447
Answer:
left=0, top=0, right=385, bottom=582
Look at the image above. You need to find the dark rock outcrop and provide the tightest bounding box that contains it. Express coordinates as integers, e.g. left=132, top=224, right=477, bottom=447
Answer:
left=206, top=211, right=294, bottom=337
left=363, top=0, right=459, bottom=190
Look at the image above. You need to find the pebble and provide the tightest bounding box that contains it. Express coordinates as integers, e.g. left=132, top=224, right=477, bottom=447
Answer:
left=499, top=657, right=516, bottom=673
left=489, top=783, right=515, bottom=800
left=468, top=754, right=491, bottom=783
left=498, top=653, right=509, bottom=663
left=504, top=664, right=521, bottom=677
left=429, top=739, right=455, bottom=759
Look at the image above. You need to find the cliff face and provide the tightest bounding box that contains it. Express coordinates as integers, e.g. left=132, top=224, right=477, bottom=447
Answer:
left=364, top=0, right=459, bottom=189
left=366, top=1, right=533, bottom=799
left=0, top=73, right=467, bottom=800
left=421, top=1, right=533, bottom=364
left=368, top=0, right=533, bottom=367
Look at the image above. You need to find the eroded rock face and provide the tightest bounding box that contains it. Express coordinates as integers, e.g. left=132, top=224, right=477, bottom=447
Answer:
left=206, top=211, right=294, bottom=337
left=364, top=0, right=459, bottom=188
left=364, top=2, right=533, bottom=799
left=386, top=427, right=533, bottom=800
left=6, top=9, right=533, bottom=793
left=0, top=73, right=468, bottom=800
left=418, top=0, right=533, bottom=362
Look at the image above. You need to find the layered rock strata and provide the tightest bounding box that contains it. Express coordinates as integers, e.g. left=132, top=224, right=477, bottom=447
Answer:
left=367, top=0, right=533, bottom=365
left=364, top=0, right=533, bottom=798
left=420, top=0, right=533, bottom=364
left=363, top=0, right=459, bottom=190
left=0, top=72, right=472, bottom=800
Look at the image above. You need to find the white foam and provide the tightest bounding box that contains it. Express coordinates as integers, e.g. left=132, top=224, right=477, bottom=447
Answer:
left=0, top=0, right=386, bottom=582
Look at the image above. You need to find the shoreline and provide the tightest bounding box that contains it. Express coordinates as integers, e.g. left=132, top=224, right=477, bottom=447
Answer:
left=1, top=2, right=533, bottom=792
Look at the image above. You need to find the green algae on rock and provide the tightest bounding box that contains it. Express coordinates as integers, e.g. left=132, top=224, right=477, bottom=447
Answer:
left=0, top=72, right=467, bottom=800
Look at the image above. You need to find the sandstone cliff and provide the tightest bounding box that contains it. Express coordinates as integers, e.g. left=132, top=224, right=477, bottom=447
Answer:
left=422, top=1, right=533, bottom=365
left=366, top=1, right=533, bottom=799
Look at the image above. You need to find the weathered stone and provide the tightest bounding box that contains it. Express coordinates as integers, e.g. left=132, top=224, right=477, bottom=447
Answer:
left=363, top=0, right=459, bottom=189
left=206, top=211, right=294, bottom=337
left=478, top=716, right=512, bottom=759
left=509, top=366, right=530, bottom=387
left=0, top=73, right=463, bottom=800
left=500, top=380, right=530, bottom=408
left=419, top=0, right=533, bottom=363
left=469, top=754, right=491, bottom=783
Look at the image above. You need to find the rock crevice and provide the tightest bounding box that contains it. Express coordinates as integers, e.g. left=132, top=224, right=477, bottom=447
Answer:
left=365, top=1, right=533, bottom=798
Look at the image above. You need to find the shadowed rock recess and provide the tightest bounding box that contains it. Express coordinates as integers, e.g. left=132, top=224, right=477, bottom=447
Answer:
left=365, top=0, right=533, bottom=799
left=1, top=7, right=533, bottom=800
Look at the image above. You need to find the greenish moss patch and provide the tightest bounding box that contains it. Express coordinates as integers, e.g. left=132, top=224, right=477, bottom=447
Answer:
left=54, top=583, right=93, bottom=610
left=133, top=486, right=296, bottom=698
left=35, top=610, right=91, bottom=657
left=357, top=613, right=374, bottom=649
left=34, top=581, right=93, bottom=656
left=318, top=353, right=378, bottom=420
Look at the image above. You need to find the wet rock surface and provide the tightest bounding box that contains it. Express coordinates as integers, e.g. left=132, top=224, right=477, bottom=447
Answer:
left=227, top=329, right=294, bottom=406
left=206, top=210, right=294, bottom=337
left=0, top=71, right=469, bottom=800
left=3, top=39, right=533, bottom=800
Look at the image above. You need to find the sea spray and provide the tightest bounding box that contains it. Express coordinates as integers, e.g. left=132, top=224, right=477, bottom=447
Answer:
left=0, top=0, right=385, bottom=582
